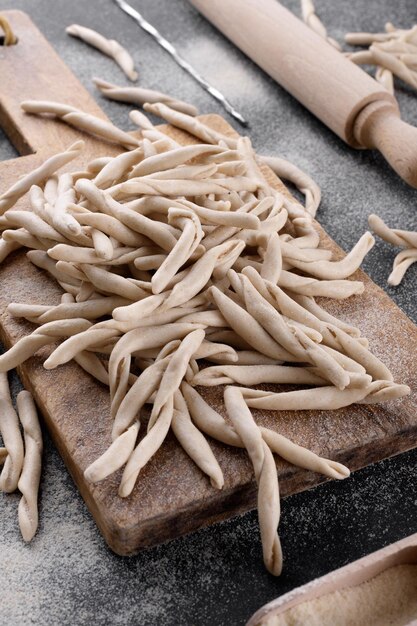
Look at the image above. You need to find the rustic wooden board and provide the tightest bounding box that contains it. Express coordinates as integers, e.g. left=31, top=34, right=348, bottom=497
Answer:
left=0, top=10, right=416, bottom=556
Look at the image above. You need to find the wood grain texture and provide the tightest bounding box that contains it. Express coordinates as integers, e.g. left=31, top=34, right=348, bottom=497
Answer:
left=0, top=10, right=416, bottom=556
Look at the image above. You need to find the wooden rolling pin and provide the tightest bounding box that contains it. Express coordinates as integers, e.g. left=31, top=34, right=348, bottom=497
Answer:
left=189, top=0, right=417, bottom=188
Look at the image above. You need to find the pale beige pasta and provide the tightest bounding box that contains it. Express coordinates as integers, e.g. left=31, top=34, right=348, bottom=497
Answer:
left=94, top=78, right=198, bottom=116
left=0, top=373, right=24, bottom=493
left=66, top=25, right=138, bottom=81
left=0, top=140, right=84, bottom=214
left=84, top=421, right=139, bottom=483
left=16, top=391, right=43, bottom=542
left=171, top=390, right=224, bottom=489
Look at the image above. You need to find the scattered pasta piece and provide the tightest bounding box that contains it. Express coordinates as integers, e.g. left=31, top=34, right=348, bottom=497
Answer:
left=301, top=0, right=341, bottom=50
left=94, top=78, right=198, bottom=117
left=66, top=24, right=138, bottom=81
left=369, top=214, right=417, bottom=285
left=345, top=23, right=417, bottom=92
left=17, top=391, right=43, bottom=542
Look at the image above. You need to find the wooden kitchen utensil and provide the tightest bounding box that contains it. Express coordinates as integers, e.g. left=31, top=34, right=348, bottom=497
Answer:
left=0, top=10, right=416, bottom=555
left=189, top=0, right=417, bottom=188
left=247, top=533, right=417, bottom=626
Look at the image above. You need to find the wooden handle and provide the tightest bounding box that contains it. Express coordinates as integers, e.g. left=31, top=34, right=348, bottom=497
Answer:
left=354, top=101, right=417, bottom=188
left=188, top=0, right=396, bottom=145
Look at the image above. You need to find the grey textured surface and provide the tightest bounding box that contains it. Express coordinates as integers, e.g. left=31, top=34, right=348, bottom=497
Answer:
left=0, top=1, right=416, bottom=625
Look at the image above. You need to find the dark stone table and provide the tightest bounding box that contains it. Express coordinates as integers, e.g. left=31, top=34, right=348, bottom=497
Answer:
left=0, top=1, right=416, bottom=624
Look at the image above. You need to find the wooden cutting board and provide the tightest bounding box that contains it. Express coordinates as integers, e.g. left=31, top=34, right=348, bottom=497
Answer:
left=1, top=10, right=416, bottom=555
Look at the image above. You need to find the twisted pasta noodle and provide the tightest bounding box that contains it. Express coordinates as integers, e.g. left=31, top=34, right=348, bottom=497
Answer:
left=278, top=270, right=365, bottom=299
left=119, top=395, right=174, bottom=497
left=84, top=421, right=139, bottom=483
left=389, top=249, right=417, bottom=285
left=241, top=275, right=350, bottom=389
left=261, top=155, right=321, bottom=217
left=182, top=383, right=350, bottom=483
left=108, top=323, right=203, bottom=399
left=130, top=144, right=223, bottom=179
left=8, top=296, right=129, bottom=324
left=21, top=100, right=139, bottom=149
left=93, top=147, right=144, bottom=188
left=287, top=232, right=375, bottom=279
left=0, top=239, right=21, bottom=263
left=164, top=240, right=245, bottom=309
left=224, top=386, right=282, bottom=575
left=369, top=45, right=417, bottom=90
left=260, top=428, right=350, bottom=480
left=240, top=381, right=410, bottom=410
left=0, top=319, right=92, bottom=372
left=0, top=373, right=24, bottom=493
left=66, top=25, right=137, bottom=81
left=149, top=329, right=205, bottom=428
left=43, top=326, right=118, bottom=370
left=80, top=264, right=148, bottom=300
left=171, top=390, right=224, bottom=489
left=356, top=380, right=410, bottom=404
left=5, top=211, right=67, bottom=243
left=192, top=364, right=325, bottom=387
left=368, top=214, right=417, bottom=248
left=143, top=102, right=237, bottom=149
left=16, top=391, right=43, bottom=542
left=93, top=78, right=198, bottom=116
left=0, top=141, right=84, bottom=214
left=151, top=209, right=203, bottom=294
left=103, top=195, right=177, bottom=252
left=327, top=325, right=393, bottom=381
left=112, top=358, right=169, bottom=439
left=49, top=173, right=81, bottom=237
left=209, top=286, right=300, bottom=362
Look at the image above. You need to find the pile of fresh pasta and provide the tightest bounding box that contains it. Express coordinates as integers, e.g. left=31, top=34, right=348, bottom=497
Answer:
left=0, top=99, right=410, bottom=574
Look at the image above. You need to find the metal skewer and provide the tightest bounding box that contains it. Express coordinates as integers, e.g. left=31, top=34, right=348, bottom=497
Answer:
left=112, top=0, right=248, bottom=126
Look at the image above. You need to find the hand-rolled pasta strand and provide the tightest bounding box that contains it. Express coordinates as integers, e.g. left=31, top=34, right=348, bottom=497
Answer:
left=368, top=214, right=417, bottom=249
left=16, top=391, right=43, bottom=542
left=0, top=373, right=24, bottom=493
left=224, top=386, right=282, bottom=575
left=0, top=318, right=93, bottom=373
left=84, top=421, right=139, bottom=483
left=21, top=100, right=139, bottom=149
left=119, top=395, right=174, bottom=497
left=388, top=249, right=417, bottom=285
left=93, top=78, right=198, bottom=116
left=261, top=155, right=321, bottom=217
left=66, top=24, right=138, bottom=81
left=0, top=140, right=84, bottom=214
left=171, top=390, right=224, bottom=489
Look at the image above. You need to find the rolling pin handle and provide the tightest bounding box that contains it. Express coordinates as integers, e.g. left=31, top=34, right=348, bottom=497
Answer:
left=354, top=100, right=417, bottom=189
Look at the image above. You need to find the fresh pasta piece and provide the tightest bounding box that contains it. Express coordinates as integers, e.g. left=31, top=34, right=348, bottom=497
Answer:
left=0, top=141, right=84, bottom=214
left=66, top=25, right=137, bottom=81
left=94, top=78, right=198, bottom=116
left=0, top=373, right=24, bottom=493
left=17, top=391, right=43, bottom=542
